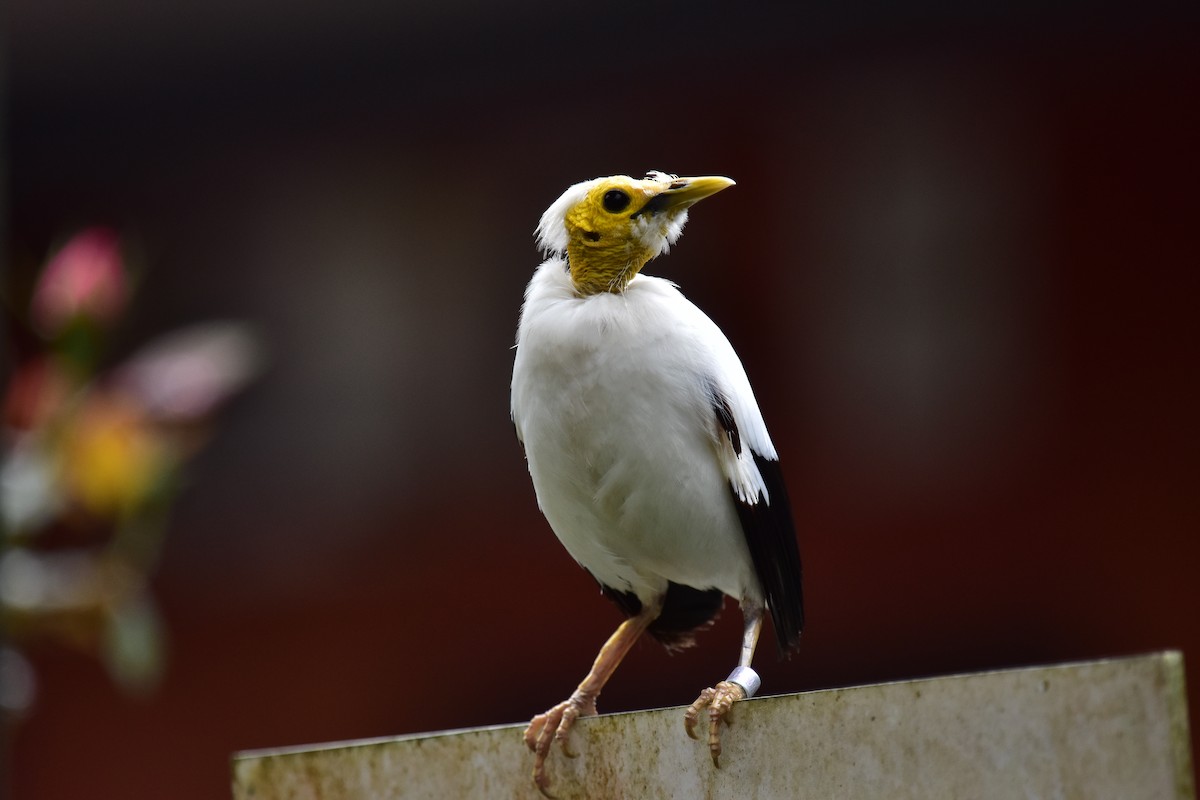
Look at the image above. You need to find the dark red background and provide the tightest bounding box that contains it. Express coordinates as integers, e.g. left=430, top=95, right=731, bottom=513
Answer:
left=6, top=3, right=1198, bottom=797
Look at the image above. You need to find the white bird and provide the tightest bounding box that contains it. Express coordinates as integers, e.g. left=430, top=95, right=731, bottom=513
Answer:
left=511, top=171, right=804, bottom=795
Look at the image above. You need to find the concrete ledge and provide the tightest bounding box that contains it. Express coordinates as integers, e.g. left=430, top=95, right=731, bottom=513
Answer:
left=232, top=651, right=1195, bottom=799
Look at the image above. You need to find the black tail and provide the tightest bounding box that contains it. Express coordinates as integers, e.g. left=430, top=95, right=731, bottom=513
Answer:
left=599, top=581, right=725, bottom=652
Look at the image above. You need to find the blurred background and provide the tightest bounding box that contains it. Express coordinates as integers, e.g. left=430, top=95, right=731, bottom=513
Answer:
left=4, top=1, right=1198, bottom=797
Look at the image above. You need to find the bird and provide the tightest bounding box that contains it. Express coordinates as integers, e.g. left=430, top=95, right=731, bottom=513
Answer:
left=510, top=171, right=804, bottom=795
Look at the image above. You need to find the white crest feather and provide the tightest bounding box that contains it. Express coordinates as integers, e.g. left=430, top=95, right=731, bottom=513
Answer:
left=535, top=177, right=602, bottom=256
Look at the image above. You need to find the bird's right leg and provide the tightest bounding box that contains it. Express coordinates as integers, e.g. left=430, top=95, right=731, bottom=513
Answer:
left=684, top=602, right=764, bottom=767
left=525, top=606, right=657, bottom=797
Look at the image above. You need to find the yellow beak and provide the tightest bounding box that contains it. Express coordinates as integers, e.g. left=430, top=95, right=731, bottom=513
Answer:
left=633, top=175, right=736, bottom=218
left=656, top=175, right=736, bottom=209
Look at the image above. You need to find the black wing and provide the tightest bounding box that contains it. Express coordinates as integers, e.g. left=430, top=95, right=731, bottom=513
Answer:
left=710, top=384, right=805, bottom=656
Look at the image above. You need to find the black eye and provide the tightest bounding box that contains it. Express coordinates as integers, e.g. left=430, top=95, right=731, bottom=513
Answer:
left=602, top=189, right=631, bottom=213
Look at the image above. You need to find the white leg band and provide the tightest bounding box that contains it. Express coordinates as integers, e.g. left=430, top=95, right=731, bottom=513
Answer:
left=726, top=666, right=761, bottom=699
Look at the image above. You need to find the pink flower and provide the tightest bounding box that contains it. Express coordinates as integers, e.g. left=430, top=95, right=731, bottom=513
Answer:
left=31, top=228, right=128, bottom=335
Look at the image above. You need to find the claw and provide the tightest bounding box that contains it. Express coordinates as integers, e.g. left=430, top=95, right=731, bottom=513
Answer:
left=524, top=692, right=598, bottom=796
left=683, top=681, right=746, bottom=767
left=684, top=686, right=717, bottom=740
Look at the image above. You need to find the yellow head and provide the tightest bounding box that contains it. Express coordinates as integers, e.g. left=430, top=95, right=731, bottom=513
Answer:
left=536, top=172, right=735, bottom=296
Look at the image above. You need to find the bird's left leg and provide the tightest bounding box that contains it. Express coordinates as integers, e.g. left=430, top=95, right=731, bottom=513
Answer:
left=684, top=602, right=764, bottom=767
left=525, top=606, right=657, bottom=796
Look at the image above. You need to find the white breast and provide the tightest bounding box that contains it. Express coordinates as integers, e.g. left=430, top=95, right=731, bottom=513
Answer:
left=511, top=259, right=769, bottom=606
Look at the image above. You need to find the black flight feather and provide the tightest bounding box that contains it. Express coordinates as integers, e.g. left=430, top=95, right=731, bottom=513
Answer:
left=706, top=382, right=804, bottom=656
left=732, top=450, right=804, bottom=655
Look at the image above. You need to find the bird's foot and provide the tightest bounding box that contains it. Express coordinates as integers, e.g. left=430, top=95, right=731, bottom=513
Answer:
left=524, top=690, right=598, bottom=797
left=684, top=680, right=746, bottom=767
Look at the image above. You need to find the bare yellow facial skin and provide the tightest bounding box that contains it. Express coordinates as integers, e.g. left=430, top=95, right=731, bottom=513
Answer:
left=562, top=175, right=734, bottom=296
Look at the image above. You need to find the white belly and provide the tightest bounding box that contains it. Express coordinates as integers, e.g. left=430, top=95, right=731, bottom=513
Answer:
left=511, top=269, right=758, bottom=605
